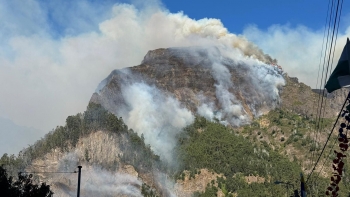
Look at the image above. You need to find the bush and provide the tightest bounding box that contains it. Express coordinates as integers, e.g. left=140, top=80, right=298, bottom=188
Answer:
left=0, top=166, right=53, bottom=197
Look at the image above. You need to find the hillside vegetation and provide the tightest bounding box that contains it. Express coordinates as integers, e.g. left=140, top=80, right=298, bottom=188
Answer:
left=1, top=100, right=350, bottom=196
left=175, top=116, right=338, bottom=197
left=0, top=103, right=162, bottom=176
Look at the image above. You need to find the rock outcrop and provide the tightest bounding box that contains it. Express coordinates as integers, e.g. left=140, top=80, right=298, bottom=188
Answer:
left=91, top=46, right=285, bottom=126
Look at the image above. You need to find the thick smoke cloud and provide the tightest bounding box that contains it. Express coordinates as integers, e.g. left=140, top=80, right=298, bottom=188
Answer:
left=101, top=45, right=284, bottom=164
left=0, top=0, right=276, bottom=134
left=192, top=46, right=284, bottom=126
left=1, top=0, right=330, bottom=176
left=1, top=0, right=333, bottom=195
left=119, top=83, right=194, bottom=164
left=243, top=24, right=350, bottom=88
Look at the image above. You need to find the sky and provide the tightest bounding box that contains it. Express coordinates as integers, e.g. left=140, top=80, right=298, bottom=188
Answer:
left=0, top=0, right=350, bottom=155
left=163, top=0, right=341, bottom=33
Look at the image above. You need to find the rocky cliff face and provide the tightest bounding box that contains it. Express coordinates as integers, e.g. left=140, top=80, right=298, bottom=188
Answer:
left=91, top=46, right=347, bottom=131
left=25, top=131, right=142, bottom=197
left=21, top=46, right=350, bottom=196
left=24, top=130, right=224, bottom=197
left=280, top=74, right=349, bottom=119
left=91, top=46, right=284, bottom=126
left=89, top=46, right=349, bottom=175
left=89, top=46, right=287, bottom=165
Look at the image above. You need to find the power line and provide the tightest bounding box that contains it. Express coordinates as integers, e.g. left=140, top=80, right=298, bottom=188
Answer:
left=309, top=5, right=343, bottom=187
left=20, top=166, right=83, bottom=197
left=309, top=0, right=332, bottom=179
left=20, top=171, right=77, bottom=174
left=322, top=0, right=341, bottom=88
left=306, top=0, right=344, bottom=185
left=328, top=0, right=344, bottom=74
left=310, top=0, right=336, bottom=174
left=316, top=0, right=344, bottom=170
left=306, top=91, right=350, bottom=183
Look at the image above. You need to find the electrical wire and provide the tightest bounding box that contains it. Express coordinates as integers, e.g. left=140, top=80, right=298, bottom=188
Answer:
left=310, top=0, right=340, bottom=191
left=306, top=91, right=349, bottom=183
left=19, top=171, right=77, bottom=174
left=306, top=0, right=342, bottom=183
left=309, top=0, right=333, bottom=175
left=19, top=167, right=80, bottom=174
left=310, top=0, right=336, bottom=173
left=310, top=0, right=344, bottom=186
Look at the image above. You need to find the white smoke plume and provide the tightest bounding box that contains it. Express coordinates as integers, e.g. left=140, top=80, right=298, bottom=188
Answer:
left=178, top=46, right=285, bottom=126
left=1, top=0, right=349, bottom=154
left=2, top=0, right=338, bottom=196
left=211, top=61, right=249, bottom=125
left=243, top=24, right=350, bottom=88
left=119, top=82, right=194, bottom=164
left=0, top=0, right=276, bottom=134
left=95, top=44, right=284, bottom=165
left=0, top=1, right=288, bottom=195
left=153, top=171, right=177, bottom=197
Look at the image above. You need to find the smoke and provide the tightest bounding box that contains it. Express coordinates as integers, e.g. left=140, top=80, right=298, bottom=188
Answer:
left=2, top=1, right=335, bottom=195
left=183, top=46, right=285, bottom=126
left=243, top=24, right=350, bottom=88
left=119, top=82, right=194, bottom=164
left=54, top=152, right=142, bottom=197
left=206, top=48, right=249, bottom=126
left=0, top=0, right=277, bottom=134
left=94, top=44, right=284, bottom=167
left=153, top=171, right=177, bottom=197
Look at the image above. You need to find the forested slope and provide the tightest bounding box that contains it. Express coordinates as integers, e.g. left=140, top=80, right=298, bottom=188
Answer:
left=2, top=103, right=350, bottom=196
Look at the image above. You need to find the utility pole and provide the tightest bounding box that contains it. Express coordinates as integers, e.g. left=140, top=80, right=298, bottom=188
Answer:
left=77, top=166, right=82, bottom=197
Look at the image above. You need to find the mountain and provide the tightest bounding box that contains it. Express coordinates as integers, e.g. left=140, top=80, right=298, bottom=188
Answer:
left=1, top=46, right=349, bottom=196
left=92, top=46, right=347, bottom=124
left=89, top=46, right=286, bottom=164
left=91, top=46, right=284, bottom=123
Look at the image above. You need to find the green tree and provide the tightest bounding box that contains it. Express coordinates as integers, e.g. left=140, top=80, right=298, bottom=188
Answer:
left=0, top=166, right=53, bottom=197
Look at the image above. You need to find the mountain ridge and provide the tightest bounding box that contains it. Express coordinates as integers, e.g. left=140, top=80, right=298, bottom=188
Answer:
left=2, top=46, right=350, bottom=196
left=91, top=46, right=284, bottom=126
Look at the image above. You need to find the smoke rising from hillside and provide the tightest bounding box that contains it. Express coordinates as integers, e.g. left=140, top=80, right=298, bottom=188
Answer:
left=2, top=0, right=347, bottom=196
left=0, top=1, right=277, bottom=133
left=119, top=82, right=194, bottom=164
left=0, top=1, right=287, bottom=194
left=191, top=46, right=284, bottom=126
left=98, top=45, right=284, bottom=165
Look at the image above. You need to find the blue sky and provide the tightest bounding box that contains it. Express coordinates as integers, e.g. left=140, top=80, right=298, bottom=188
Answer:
left=34, top=0, right=350, bottom=37
left=23, top=0, right=350, bottom=38
left=162, top=0, right=347, bottom=33
left=1, top=0, right=350, bottom=155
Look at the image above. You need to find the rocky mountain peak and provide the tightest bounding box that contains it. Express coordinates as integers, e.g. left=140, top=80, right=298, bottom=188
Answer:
left=91, top=46, right=284, bottom=126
